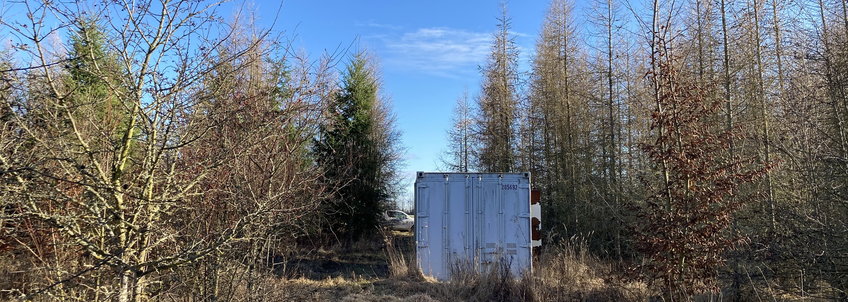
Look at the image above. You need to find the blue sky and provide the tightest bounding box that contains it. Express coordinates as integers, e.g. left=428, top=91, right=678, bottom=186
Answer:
left=248, top=1, right=558, bottom=207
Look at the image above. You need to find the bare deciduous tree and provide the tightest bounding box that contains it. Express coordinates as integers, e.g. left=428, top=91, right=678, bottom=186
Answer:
left=0, top=2, right=331, bottom=301
left=476, top=4, right=520, bottom=173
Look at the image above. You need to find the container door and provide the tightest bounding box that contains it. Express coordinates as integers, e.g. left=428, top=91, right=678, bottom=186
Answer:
left=416, top=181, right=446, bottom=279
left=503, top=177, right=532, bottom=276
left=476, top=177, right=504, bottom=269
left=473, top=175, right=531, bottom=277
left=444, top=175, right=473, bottom=274
left=417, top=173, right=532, bottom=280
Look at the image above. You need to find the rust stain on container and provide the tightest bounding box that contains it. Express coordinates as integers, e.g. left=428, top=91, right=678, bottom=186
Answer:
left=531, top=217, right=542, bottom=241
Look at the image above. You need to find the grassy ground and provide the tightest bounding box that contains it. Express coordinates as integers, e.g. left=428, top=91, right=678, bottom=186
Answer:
left=5, top=229, right=832, bottom=301
left=256, top=231, right=839, bottom=301
left=262, top=231, right=648, bottom=302
left=278, top=231, right=412, bottom=280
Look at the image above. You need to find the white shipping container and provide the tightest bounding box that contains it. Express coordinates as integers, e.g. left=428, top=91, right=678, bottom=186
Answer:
left=414, top=172, right=538, bottom=280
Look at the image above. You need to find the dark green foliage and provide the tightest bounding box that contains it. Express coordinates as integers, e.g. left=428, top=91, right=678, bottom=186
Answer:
left=67, top=19, right=110, bottom=96
left=64, top=18, right=129, bottom=138
left=315, top=52, right=389, bottom=240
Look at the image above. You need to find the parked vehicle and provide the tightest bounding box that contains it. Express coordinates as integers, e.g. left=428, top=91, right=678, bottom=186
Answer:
left=383, top=209, right=414, bottom=232
left=414, top=172, right=540, bottom=280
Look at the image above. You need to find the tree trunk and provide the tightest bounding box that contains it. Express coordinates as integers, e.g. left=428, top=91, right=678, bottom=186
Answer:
left=753, top=0, right=777, bottom=231
left=721, top=0, right=734, bottom=159
left=119, top=270, right=137, bottom=302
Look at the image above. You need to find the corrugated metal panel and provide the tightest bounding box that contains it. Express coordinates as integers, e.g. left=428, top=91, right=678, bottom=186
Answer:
left=414, top=172, right=534, bottom=280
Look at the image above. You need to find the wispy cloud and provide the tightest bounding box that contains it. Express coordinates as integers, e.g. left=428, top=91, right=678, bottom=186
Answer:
left=403, top=152, right=421, bottom=161
left=355, top=21, right=403, bottom=31
left=377, top=27, right=493, bottom=78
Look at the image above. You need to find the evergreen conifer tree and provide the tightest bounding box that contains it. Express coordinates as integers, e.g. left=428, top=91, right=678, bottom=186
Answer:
left=316, top=52, right=393, bottom=240
left=65, top=18, right=128, bottom=138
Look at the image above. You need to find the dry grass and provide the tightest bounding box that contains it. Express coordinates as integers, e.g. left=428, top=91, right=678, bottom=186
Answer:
left=382, top=229, right=414, bottom=278
left=90, top=231, right=648, bottom=301
left=205, top=234, right=839, bottom=301
left=531, top=240, right=649, bottom=301
left=4, top=229, right=838, bottom=301
left=444, top=261, right=535, bottom=302
left=261, top=232, right=649, bottom=302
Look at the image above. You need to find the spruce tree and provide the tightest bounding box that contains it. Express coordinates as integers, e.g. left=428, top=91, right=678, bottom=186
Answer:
left=316, top=52, right=389, bottom=240
left=65, top=18, right=128, bottom=139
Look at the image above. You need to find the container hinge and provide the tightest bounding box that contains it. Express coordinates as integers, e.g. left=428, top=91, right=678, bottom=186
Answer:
left=518, top=213, right=531, bottom=218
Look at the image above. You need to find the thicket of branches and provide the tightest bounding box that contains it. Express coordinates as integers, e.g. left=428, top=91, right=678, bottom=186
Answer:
left=444, top=0, right=848, bottom=299
left=0, top=1, right=401, bottom=301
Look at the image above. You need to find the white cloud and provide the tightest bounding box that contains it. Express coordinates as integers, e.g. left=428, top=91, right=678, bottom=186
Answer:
left=378, top=27, right=493, bottom=78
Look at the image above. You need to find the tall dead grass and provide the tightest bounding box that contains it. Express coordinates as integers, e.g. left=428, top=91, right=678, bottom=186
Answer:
left=383, top=229, right=414, bottom=278
left=532, top=238, right=650, bottom=301
left=446, top=260, right=535, bottom=302
left=136, top=232, right=650, bottom=301
left=380, top=231, right=646, bottom=301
